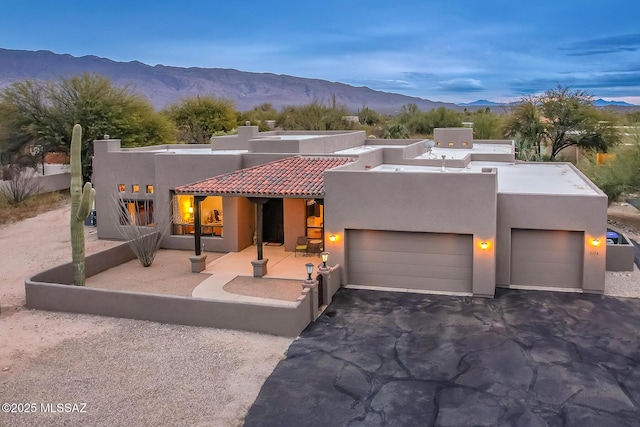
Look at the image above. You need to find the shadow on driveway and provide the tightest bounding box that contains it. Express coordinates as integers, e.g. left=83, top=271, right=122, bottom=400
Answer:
left=245, top=288, right=640, bottom=426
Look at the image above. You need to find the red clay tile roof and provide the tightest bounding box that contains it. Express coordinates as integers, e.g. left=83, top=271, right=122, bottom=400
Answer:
left=175, top=156, right=354, bottom=197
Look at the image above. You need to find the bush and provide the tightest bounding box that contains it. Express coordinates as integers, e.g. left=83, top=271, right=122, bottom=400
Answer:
left=0, top=165, right=41, bottom=204
left=579, top=143, right=640, bottom=203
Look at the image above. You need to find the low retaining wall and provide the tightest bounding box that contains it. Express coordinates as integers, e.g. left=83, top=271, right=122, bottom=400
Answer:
left=26, top=244, right=314, bottom=337
left=606, top=227, right=636, bottom=272
left=0, top=172, right=70, bottom=194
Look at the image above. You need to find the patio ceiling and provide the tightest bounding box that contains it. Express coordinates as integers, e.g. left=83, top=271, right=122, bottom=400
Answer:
left=174, top=156, right=354, bottom=198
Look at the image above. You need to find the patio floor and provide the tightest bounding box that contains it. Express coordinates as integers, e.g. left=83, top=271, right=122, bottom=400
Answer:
left=193, top=245, right=323, bottom=302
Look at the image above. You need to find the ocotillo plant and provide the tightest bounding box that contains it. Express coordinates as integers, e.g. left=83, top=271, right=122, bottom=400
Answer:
left=70, top=124, right=95, bottom=286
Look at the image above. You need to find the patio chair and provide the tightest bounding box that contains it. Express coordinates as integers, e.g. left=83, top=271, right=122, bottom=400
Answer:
left=295, top=236, right=308, bottom=257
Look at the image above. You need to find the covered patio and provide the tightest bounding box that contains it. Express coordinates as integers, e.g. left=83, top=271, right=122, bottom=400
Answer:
left=174, top=156, right=354, bottom=276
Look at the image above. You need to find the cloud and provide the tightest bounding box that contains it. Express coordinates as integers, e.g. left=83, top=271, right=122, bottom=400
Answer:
left=350, top=79, right=417, bottom=92
left=435, top=78, right=485, bottom=93
left=509, top=70, right=640, bottom=97
left=561, top=33, right=640, bottom=56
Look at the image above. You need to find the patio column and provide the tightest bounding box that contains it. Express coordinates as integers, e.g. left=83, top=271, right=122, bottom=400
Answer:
left=249, top=197, right=269, bottom=259
left=249, top=197, right=269, bottom=277
left=194, top=196, right=205, bottom=256
left=189, top=195, right=207, bottom=272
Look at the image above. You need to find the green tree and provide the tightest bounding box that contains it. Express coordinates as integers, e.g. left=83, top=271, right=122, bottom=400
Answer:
left=502, top=99, right=545, bottom=160
left=0, top=73, right=175, bottom=182
left=504, top=86, right=621, bottom=160
left=579, top=135, right=640, bottom=203
left=239, top=103, right=278, bottom=131
left=396, top=105, right=462, bottom=137
left=164, top=96, right=237, bottom=144
left=358, top=104, right=382, bottom=126
left=276, top=100, right=356, bottom=131
left=470, top=109, right=502, bottom=139
left=423, top=107, right=463, bottom=131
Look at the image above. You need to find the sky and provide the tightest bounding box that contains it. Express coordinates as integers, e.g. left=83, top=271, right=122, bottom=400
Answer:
left=1, top=0, right=639, bottom=104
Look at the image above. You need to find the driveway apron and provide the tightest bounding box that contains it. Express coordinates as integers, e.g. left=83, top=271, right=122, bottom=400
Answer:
left=245, top=288, right=640, bottom=426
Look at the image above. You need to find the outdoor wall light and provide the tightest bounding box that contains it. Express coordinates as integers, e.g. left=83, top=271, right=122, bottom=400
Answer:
left=329, top=234, right=337, bottom=242
left=479, top=241, right=489, bottom=250
left=321, top=252, right=329, bottom=268
left=306, top=263, right=314, bottom=280
left=591, top=238, right=601, bottom=247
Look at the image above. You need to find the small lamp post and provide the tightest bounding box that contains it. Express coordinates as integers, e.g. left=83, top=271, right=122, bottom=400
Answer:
left=305, top=263, right=314, bottom=280
left=321, top=252, right=329, bottom=268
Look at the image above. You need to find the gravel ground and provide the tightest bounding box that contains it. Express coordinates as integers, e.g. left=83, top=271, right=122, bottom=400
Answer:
left=605, top=203, right=640, bottom=299
left=0, top=206, right=292, bottom=427
left=1, top=313, right=290, bottom=427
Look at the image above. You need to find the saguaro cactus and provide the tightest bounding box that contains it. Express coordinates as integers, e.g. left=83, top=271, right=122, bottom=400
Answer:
left=70, top=124, right=95, bottom=286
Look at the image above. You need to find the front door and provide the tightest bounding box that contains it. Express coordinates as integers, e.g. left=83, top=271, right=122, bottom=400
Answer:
left=263, top=199, right=284, bottom=244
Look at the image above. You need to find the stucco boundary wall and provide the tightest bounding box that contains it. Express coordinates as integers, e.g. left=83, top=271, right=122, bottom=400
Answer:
left=606, top=225, right=636, bottom=271
left=0, top=172, right=70, bottom=194
left=25, top=243, right=314, bottom=337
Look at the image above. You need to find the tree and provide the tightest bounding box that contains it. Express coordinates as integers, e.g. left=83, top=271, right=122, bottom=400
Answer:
left=239, top=103, right=278, bottom=131
left=358, top=104, right=382, bottom=126
left=470, top=109, right=502, bottom=139
left=276, top=100, right=356, bottom=131
left=502, top=99, right=545, bottom=160
left=0, top=73, right=175, bottom=182
left=396, top=105, right=462, bottom=137
left=504, top=85, right=621, bottom=160
left=164, top=96, right=237, bottom=144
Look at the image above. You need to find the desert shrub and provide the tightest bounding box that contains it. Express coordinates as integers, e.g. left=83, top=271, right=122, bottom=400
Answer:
left=112, top=192, right=172, bottom=267
left=0, top=190, right=68, bottom=225
left=580, top=143, right=640, bottom=203
left=0, top=165, right=41, bottom=204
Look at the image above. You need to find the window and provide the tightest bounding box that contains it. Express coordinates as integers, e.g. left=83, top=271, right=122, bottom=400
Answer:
left=172, top=194, right=223, bottom=236
left=306, top=199, right=323, bottom=240
left=118, top=184, right=126, bottom=192
left=132, top=184, right=140, bottom=193
left=146, top=185, right=154, bottom=194
left=119, top=200, right=154, bottom=226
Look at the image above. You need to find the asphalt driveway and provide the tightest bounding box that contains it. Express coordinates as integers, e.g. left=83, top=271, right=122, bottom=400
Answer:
left=245, top=288, right=640, bottom=426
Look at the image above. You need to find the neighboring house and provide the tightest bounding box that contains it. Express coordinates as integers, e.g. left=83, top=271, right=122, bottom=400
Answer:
left=92, top=126, right=607, bottom=297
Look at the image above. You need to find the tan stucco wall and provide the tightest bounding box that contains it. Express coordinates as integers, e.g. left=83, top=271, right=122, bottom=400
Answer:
left=495, top=192, right=607, bottom=293
left=284, top=198, right=306, bottom=252
left=93, top=138, right=245, bottom=253
left=324, top=165, right=498, bottom=296
left=235, top=197, right=256, bottom=251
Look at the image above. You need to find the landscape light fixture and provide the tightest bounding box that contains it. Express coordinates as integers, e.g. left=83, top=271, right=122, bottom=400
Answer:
left=321, top=252, right=329, bottom=268
left=306, top=263, right=314, bottom=280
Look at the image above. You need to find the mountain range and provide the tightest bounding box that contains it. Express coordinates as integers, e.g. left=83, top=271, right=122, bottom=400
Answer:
left=0, top=48, right=458, bottom=114
left=458, top=98, right=637, bottom=107
left=0, top=48, right=636, bottom=113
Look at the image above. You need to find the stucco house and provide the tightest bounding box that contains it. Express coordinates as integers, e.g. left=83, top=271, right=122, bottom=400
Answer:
left=92, top=126, right=608, bottom=297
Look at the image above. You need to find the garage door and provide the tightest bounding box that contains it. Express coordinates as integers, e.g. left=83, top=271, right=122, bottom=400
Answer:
left=347, top=230, right=473, bottom=293
left=511, top=229, right=583, bottom=289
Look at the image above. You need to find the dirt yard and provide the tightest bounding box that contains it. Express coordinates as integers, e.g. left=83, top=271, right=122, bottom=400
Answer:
left=0, top=205, right=292, bottom=426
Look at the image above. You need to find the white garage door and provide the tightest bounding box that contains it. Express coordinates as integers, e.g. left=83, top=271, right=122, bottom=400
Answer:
left=347, top=230, right=473, bottom=293
left=511, top=229, right=583, bottom=289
